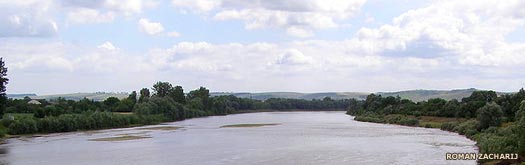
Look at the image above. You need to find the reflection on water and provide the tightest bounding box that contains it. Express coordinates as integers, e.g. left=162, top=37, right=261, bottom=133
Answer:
left=0, top=111, right=477, bottom=165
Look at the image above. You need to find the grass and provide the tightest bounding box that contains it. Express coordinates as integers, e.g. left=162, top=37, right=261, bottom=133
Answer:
left=419, top=116, right=467, bottom=123
left=88, top=135, right=151, bottom=142
left=137, top=126, right=182, bottom=131
left=113, top=112, right=134, bottom=115
left=220, top=123, right=280, bottom=128
left=5, top=113, right=34, bottom=119
left=418, top=116, right=467, bottom=128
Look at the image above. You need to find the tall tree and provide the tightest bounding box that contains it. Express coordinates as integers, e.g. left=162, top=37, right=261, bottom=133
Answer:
left=170, top=85, right=185, bottom=104
left=139, top=88, right=150, bottom=103
left=152, top=81, right=172, bottom=97
left=476, top=102, right=503, bottom=130
left=103, top=97, right=120, bottom=112
left=517, top=101, right=525, bottom=155
left=128, top=91, right=137, bottom=104
left=0, top=58, right=8, bottom=117
left=187, top=87, right=210, bottom=110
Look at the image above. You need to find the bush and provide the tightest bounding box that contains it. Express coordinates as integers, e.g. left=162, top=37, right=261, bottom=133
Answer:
left=354, top=113, right=385, bottom=123
left=476, top=126, right=519, bottom=155
left=440, top=122, right=459, bottom=131
left=384, top=114, right=419, bottom=126
left=0, top=125, right=6, bottom=138
left=477, top=103, right=503, bottom=130
left=8, top=118, right=38, bottom=134
left=1, top=117, right=14, bottom=128
left=453, top=120, right=479, bottom=137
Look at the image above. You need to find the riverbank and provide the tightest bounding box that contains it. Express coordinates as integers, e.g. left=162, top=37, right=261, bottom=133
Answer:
left=350, top=113, right=524, bottom=164
left=0, top=109, right=346, bottom=139
left=234, top=109, right=345, bottom=114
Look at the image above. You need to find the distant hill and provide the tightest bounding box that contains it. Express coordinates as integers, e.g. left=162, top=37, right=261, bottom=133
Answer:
left=211, top=92, right=369, bottom=100
left=8, top=88, right=502, bottom=102
left=9, top=92, right=129, bottom=101
left=377, top=88, right=482, bottom=102
left=6, top=94, right=37, bottom=99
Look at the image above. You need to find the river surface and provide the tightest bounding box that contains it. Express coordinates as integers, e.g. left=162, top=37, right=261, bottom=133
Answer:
left=0, top=111, right=477, bottom=165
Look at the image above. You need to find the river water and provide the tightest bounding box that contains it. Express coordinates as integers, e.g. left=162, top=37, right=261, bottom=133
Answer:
left=0, top=111, right=477, bottom=164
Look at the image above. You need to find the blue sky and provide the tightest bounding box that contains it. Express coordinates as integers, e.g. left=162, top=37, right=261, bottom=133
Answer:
left=1, top=0, right=524, bottom=95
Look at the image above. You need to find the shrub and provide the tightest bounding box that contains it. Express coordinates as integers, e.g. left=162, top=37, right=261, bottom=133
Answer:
left=8, top=118, right=38, bottom=134
left=440, top=122, right=459, bottom=131
left=453, top=120, right=479, bottom=137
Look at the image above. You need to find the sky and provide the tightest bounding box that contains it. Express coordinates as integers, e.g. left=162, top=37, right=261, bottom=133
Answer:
left=1, top=0, right=525, bottom=95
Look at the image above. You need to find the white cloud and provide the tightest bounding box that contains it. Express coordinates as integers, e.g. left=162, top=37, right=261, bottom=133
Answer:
left=138, top=18, right=165, bottom=35
left=97, top=41, right=118, bottom=51
left=103, top=0, right=159, bottom=15
left=171, top=0, right=220, bottom=13
left=273, top=49, right=314, bottom=65
left=286, top=27, right=314, bottom=38
left=67, top=8, right=115, bottom=24
left=173, top=0, right=367, bottom=37
left=167, top=31, right=181, bottom=37
left=0, top=1, right=58, bottom=37
left=0, top=0, right=160, bottom=36
left=353, top=0, right=525, bottom=66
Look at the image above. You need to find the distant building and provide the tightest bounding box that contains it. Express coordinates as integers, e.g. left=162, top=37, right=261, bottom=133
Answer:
left=27, top=99, right=42, bottom=105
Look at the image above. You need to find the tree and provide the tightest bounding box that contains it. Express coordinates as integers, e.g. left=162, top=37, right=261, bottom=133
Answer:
left=139, top=88, right=150, bottom=103
left=152, top=81, right=172, bottom=97
left=517, top=101, right=525, bottom=155
left=463, top=90, right=498, bottom=102
left=188, top=87, right=210, bottom=110
left=439, top=99, right=460, bottom=117
left=103, top=97, right=120, bottom=111
left=476, top=102, right=503, bottom=130
left=170, top=85, right=185, bottom=104
left=0, top=58, right=8, bottom=118
left=128, top=91, right=137, bottom=104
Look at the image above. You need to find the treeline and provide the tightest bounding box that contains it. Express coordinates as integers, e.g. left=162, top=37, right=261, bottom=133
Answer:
left=347, top=89, right=525, bottom=161
left=1, top=81, right=354, bottom=135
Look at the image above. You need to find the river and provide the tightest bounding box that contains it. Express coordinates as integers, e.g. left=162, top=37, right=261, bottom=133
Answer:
left=0, top=111, right=477, bottom=164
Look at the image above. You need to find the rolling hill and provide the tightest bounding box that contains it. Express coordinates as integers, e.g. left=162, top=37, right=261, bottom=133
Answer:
left=8, top=88, right=499, bottom=102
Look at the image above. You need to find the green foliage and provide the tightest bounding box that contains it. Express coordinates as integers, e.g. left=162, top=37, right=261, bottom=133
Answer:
left=171, top=86, right=185, bottom=104
left=354, top=114, right=385, bottom=123
left=115, top=98, right=134, bottom=112
left=128, top=91, right=137, bottom=105
left=517, top=102, right=525, bottom=155
left=476, top=102, right=503, bottom=130
left=8, top=118, right=38, bottom=134
left=152, top=81, right=173, bottom=97
left=8, top=112, right=165, bottom=135
left=134, top=97, right=186, bottom=121
left=0, top=124, right=6, bottom=138
left=439, top=99, right=460, bottom=117
left=103, top=97, right=120, bottom=111
left=384, top=114, right=419, bottom=126
left=187, top=87, right=211, bottom=110
left=453, top=120, right=479, bottom=137
left=476, top=126, right=520, bottom=155
left=440, top=122, right=459, bottom=131
left=139, top=88, right=150, bottom=103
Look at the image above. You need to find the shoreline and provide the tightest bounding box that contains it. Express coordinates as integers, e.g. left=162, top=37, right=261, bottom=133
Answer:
left=1, top=109, right=346, bottom=140
left=348, top=113, right=524, bottom=164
